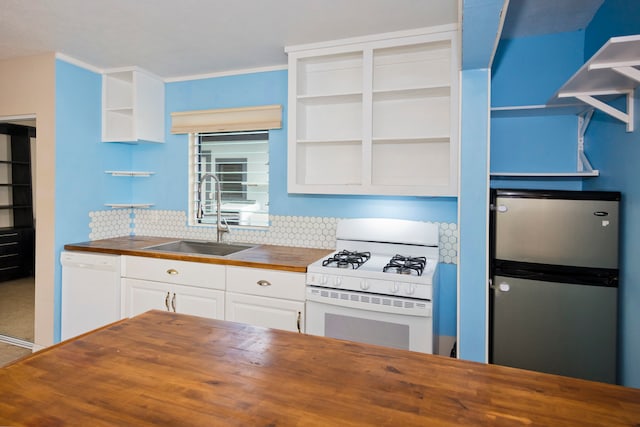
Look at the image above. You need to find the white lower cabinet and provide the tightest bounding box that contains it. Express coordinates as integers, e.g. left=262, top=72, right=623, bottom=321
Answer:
left=122, top=278, right=225, bottom=320
left=121, top=256, right=225, bottom=320
left=225, top=266, right=306, bottom=333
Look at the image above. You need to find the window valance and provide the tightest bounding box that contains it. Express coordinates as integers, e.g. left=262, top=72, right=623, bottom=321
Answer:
left=170, top=104, right=282, bottom=134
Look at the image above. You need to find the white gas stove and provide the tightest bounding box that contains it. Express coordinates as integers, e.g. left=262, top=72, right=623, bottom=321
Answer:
left=305, top=218, right=439, bottom=354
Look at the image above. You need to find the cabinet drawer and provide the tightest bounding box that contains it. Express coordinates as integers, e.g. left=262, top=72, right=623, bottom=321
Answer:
left=226, top=292, right=304, bottom=333
left=0, top=230, right=21, bottom=244
left=226, top=266, right=305, bottom=301
left=122, top=256, right=225, bottom=290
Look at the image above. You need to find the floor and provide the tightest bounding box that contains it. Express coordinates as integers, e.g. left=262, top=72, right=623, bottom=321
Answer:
left=0, top=276, right=34, bottom=367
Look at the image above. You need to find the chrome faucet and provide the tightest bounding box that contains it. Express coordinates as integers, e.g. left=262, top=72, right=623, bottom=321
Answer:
left=196, top=173, right=229, bottom=242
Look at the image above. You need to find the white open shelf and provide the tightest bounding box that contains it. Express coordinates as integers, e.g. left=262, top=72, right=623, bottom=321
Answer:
left=287, top=26, right=459, bottom=196
left=105, top=171, right=155, bottom=177
left=549, top=34, right=640, bottom=132
left=104, top=203, right=154, bottom=209
left=490, top=35, right=639, bottom=178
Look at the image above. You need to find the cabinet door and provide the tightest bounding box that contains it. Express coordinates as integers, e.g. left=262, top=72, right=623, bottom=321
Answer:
left=121, top=278, right=172, bottom=318
left=122, top=279, right=225, bottom=320
left=171, top=283, right=225, bottom=320
left=225, top=292, right=304, bottom=333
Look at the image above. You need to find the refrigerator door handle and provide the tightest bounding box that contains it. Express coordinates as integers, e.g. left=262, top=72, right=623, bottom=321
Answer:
left=489, top=204, right=508, bottom=212
left=490, top=278, right=511, bottom=292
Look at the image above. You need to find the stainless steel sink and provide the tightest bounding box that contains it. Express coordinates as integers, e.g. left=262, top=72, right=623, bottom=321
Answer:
left=144, top=240, right=255, bottom=257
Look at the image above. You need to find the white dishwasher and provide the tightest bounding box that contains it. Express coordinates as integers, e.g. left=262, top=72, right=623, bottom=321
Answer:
left=60, top=251, right=121, bottom=340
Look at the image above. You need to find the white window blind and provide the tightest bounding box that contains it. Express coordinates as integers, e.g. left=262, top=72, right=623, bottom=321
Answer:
left=193, top=131, right=269, bottom=227
left=172, top=105, right=281, bottom=134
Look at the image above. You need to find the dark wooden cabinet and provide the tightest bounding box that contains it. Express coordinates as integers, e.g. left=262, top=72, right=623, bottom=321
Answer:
left=0, top=123, right=35, bottom=282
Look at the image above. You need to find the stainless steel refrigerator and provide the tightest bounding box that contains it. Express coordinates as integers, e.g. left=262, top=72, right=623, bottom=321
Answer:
left=489, top=189, right=620, bottom=383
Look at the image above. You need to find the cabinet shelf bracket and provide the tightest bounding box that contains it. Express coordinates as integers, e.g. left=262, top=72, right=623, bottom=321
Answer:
left=610, top=65, right=640, bottom=84
left=561, top=91, right=635, bottom=133
left=577, top=110, right=598, bottom=175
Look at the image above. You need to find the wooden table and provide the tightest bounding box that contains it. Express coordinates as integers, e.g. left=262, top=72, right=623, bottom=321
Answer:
left=1, top=311, right=639, bottom=426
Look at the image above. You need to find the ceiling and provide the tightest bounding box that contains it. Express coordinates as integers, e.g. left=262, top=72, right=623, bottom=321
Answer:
left=0, top=0, right=457, bottom=80
left=0, top=0, right=605, bottom=80
left=501, top=0, right=604, bottom=39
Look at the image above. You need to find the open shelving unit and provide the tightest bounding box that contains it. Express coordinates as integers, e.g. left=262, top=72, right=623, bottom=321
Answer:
left=286, top=25, right=459, bottom=196
left=102, top=67, right=165, bottom=143
left=549, top=34, right=640, bottom=132
left=490, top=35, right=640, bottom=178
left=103, top=170, right=155, bottom=209
left=0, top=124, right=35, bottom=282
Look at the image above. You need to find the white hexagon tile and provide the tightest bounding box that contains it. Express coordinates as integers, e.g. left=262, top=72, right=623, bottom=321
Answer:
left=89, top=210, right=458, bottom=264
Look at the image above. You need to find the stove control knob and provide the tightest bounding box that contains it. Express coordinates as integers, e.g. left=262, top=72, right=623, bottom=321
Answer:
left=334, top=276, right=342, bottom=287
left=321, top=275, right=329, bottom=285
left=391, top=283, right=400, bottom=293
left=406, top=284, right=416, bottom=295
left=360, top=280, right=370, bottom=290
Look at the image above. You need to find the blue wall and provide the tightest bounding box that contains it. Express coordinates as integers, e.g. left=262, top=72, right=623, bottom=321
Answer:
left=581, top=0, right=640, bottom=388
left=153, top=71, right=459, bottom=223
left=158, top=71, right=458, bottom=339
left=44, top=68, right=459, bottom=341
left=54, top=59, right=131, bottom=341
left=490, top=31, right=587, bottom=191
left=488, top=0, right=640, bottom=387
left=458, top=69, right=490, bottom=362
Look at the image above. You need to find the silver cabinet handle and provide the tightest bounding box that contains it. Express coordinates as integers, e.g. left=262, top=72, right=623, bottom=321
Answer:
left=166, top=269, right=179, bottom=275
left=257, top=280, right=271, bottom=287
left=164, top=292, right=170, bottom=311
left=296, top=311, right=301, bottom=333
left=171, top=293, right=177, bottom=312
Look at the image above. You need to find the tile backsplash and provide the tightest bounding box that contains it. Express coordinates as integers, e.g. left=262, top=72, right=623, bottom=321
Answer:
left=89, top=209, right=458, bottom=264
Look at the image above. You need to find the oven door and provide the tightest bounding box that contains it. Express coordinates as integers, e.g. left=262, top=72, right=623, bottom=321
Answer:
left=306, top=287, right=433, bottom=354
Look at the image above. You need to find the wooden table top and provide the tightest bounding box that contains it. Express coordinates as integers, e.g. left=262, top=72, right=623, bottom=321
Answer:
left=64, top=236, right=334, bottom=273
left=1, top=310, right=639, bottom=426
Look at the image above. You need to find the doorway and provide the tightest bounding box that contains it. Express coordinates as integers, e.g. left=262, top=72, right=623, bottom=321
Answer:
left=0, top=117, right=36, bottom=366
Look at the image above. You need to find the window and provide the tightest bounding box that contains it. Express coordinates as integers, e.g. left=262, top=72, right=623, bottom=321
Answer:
left=191, top=130, right=269, bottom=227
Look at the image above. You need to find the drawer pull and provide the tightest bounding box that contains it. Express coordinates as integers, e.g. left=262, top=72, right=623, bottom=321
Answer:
left=164, top=292, right=170, bottom=310
left=257, top=280, right=271, bottom=287
left=166, top=269, right=179, bottom=275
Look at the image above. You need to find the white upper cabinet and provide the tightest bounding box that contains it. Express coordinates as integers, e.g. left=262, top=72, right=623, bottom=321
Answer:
left=102, top=67, right=165, bottom=143
left=286, top=25, right=459, bottom=196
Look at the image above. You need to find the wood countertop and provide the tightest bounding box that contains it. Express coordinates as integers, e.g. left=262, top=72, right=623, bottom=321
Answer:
left=1, top=310, right=639, bottom=426
left=64, top=236, right=334, bottom=273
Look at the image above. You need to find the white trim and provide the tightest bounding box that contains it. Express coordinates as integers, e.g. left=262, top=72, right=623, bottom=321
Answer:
left=285, top=24, right=457, bottom=53
left=55, top=53, right=103, bottom=74
left=0, top=114, right=36, bottom=122
left=484, top=69, right=491, bottom=364
left=0, top=334, right=33, bottom=350
left=165, top=64, right=288, bottom=83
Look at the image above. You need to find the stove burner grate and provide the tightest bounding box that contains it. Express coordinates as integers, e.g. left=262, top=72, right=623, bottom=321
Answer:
left=383, top=255, right=427, bottom=276
left=322, top=250, right=371, bottom=269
